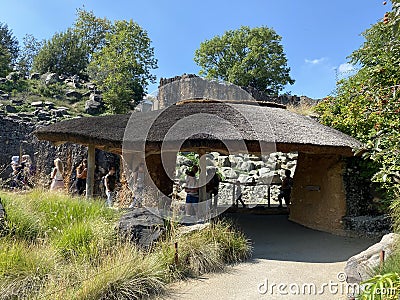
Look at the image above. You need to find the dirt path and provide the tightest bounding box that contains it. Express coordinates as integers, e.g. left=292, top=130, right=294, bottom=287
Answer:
left=158, top=214, right=377, bottom=300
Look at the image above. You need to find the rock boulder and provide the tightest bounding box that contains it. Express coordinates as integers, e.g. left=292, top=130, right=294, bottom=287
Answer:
left=344, top=233, right=398, bottom=284
left=118, top=208, right=165, bottom=248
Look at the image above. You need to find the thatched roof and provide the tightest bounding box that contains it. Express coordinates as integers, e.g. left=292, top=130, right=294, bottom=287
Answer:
left=35, top=101, right=362, bottom=156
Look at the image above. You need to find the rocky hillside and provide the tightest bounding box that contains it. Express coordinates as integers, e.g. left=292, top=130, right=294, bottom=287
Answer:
left=0, top=71, right=105, bottom=126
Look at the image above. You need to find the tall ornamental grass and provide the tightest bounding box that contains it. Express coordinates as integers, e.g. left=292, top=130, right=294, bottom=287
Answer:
left=0, top=189, right=251, bottom=299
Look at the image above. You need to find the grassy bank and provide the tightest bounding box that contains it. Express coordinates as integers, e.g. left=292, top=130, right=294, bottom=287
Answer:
left=0, top=189, right=251, bottom=299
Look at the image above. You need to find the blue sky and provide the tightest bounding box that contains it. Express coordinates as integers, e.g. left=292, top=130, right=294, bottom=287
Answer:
left=0, top=0, right=389, bottom=99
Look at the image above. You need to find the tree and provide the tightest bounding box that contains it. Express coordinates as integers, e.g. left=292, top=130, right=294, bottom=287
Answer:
left=0, top=22, right=19, bottom=77
left=73, top=8, right=111, bottom=55
left=17, top=34, right=43, bottom=76
left=315, top=0, right=400, bottom=200
left=89, top=20, right=157, bottom=114
left=194, top=26, right=294, bottom=96
left=32, top=28, right=88, bottom=77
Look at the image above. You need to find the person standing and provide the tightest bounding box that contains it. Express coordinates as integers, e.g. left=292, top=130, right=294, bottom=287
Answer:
left=50, top=158, right=64, bottom=191
left=206, top=167, right=221, bottom=210
left=10, top=156, right=21, bottom=189
left=278, top=170, right=294, bottom=208
left=104, top=166, right=116, bottom=207
left=235, top=180, right=247, bottom=208
left=185, top=165, right=199, bottom=217
left=75, top=159, right=88, bottom=195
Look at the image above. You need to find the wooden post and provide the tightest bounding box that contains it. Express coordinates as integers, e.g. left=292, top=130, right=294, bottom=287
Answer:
left=198, top=150, right=207, bottom=203
left=268, top=185, right=271, bottom=208
left=232, top=181, right=236, bottom=207
left=380, top=250, right=385, bottom=270
left=174, top=242, right=179, bottom=265
left=86, top=144, right=95, bottom=198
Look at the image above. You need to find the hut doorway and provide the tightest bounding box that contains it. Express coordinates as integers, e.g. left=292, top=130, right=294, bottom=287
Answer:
left=172, top=151, right=298, bottom=216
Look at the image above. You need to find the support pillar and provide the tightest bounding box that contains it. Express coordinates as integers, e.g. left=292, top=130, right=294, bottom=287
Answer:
left=198, top=149, right=207, bottom=203
left=289, top=152, right=347, bottom=233
left=86, top=144, right=95, bottom=198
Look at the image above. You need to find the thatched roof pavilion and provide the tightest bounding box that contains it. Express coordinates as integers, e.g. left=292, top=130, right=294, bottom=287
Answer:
left=35, top=100, right=361, bottom=155
left=35, top=100, right=363, bottom=234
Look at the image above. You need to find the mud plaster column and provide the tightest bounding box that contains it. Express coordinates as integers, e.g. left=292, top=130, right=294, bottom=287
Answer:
left=86, top=144, right=95, bottom=198
left=289, top=152, right=347, bottom=234
left=145, top=152, right=176, bottom=203
left=121, top=152, right=142, bottom=191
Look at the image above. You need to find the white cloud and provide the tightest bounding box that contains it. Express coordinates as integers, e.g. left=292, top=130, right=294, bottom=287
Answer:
left=305, top=57, right=325, bottom=65
left=337, top=63, right=355, bottom=74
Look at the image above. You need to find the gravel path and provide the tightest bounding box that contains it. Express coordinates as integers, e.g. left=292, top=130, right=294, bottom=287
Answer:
left=157, top=214, right=378, bottom=300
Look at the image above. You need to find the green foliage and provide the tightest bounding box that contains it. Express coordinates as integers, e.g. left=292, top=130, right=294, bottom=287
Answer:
left=2, top=10, right=157, bottom=115
left=0, top=22, right=19, bottom=77
left=74, top=245, right=166, bottom=300
left=36, top=82, right=66, bottom=98
left=73, top=8, right=111, bottom=55
left=359, top=272, right=400, bottom=300
left=194, top=25, right=294, bottom=95
left=378, top=251, right=400, bottom=277
left=0, top=78, right=29, bottom=94
left=0, top=190, right=250, bottom=299
left=0, top=45, right=12, bottom=77
left=0, top=240, right=57, bottom=299
left=389, top=194, right=400, bottom=233
left=182, top=152, right=199, bottom=166
left=32, top=28, right=89, bottom=77
left=157, top=219, right=251, bottom=280
left=17, top=34, right=43, bottom=76
left=1, top=189, right=117, bottom=243
left=315, top=1, right=400, bottom=199
left=89, top=19, right=157, bottom=113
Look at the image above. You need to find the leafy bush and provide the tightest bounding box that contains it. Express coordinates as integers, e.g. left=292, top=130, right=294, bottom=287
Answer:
left=0, top=78, right=29, bottom=94
left=314, top=1, right=400, bottom=203
left=36, top=82, right=66, bottom=98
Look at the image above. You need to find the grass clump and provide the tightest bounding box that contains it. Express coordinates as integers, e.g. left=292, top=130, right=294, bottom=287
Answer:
left=75, top=244, right=166, bottom=300
left=156, top=220, right=252, bottom=280
left=0, top=189, right=251, bottom=299
left=0, top=240, right=59, bottom=299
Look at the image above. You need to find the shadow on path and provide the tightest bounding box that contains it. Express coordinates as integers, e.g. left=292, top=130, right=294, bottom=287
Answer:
left=224, top=213, right=379, bottom=263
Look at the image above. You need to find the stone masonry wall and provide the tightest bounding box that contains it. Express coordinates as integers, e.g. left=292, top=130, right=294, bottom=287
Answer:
left=0, top=116, right=119, bottom=194
left=157, top=74, right=316, bottom=108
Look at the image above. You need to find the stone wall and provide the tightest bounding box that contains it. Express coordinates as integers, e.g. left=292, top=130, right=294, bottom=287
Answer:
left=174, top=151, right=298, bottom=207
left=343, top=157, right=375, bottom=217
left=342, top=157, right=391, bottom=236
left=0, top=117, right=36, bottom=179
left=0, top=116, right=119, bottom=194
left=157, top=74, right=317, bottom=108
